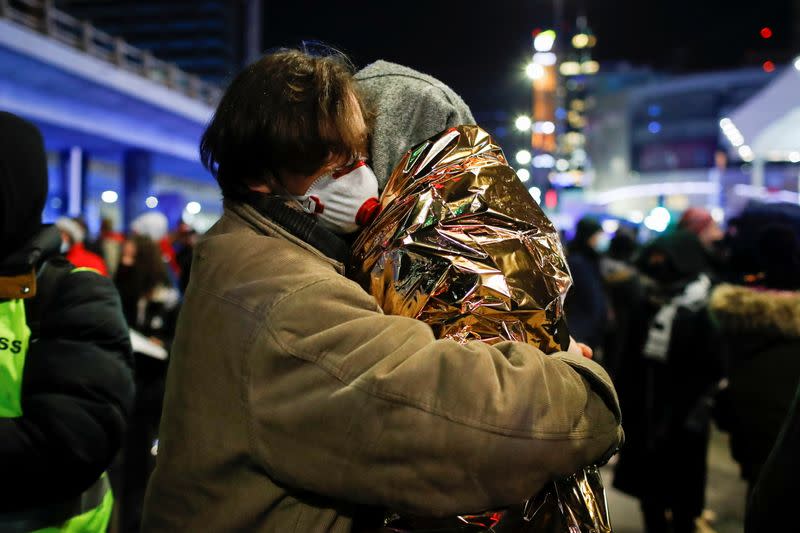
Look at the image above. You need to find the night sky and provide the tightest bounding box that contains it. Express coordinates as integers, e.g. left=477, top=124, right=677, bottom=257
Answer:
left=262, top=0, right=796, bottom=113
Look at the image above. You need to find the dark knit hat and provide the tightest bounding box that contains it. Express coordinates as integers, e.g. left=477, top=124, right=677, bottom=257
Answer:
left=0, top=112, right=48, bottom=254
left=758, top=224, right=800, bottom=291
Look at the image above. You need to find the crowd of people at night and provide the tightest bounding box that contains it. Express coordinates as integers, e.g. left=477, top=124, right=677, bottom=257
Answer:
left=1, top=45, right=798, bottom=533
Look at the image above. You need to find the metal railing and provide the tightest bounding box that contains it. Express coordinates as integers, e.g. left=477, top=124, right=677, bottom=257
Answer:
left=0, top=0, right=222, bottom=105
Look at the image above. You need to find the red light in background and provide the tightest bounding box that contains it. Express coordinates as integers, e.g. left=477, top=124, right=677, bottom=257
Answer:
left=763, top=60, right=776, bottom=72
left=532, top=28, right=541, bottom=37
left=545, top=189, right=558, bottom=209
left=760, top=27, right=773, bottom=39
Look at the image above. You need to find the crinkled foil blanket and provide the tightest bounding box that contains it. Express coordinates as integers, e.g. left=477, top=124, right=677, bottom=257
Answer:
left=352, top=126, right=611, bottom=532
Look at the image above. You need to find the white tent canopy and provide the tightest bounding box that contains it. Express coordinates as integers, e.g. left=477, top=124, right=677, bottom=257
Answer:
left=727, top=64, right=800, bottom=161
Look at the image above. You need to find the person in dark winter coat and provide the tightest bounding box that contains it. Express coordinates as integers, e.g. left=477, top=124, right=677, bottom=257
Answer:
left=710, top=222, right=800, bottom=493
left=565, top=217, right=610, bottom=351
left=599, top=228, right=642, bottom=380
left=613, top=229, right=724, bottom=533
left=114, top=235, right=179, bottom=533
left=0, top=111, right=134, bottom=531
left=746, top=381, right=800, bottom=533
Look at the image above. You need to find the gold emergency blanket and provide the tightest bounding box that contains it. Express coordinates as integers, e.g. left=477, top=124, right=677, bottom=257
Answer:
left=352, top=125, right=571, bottom=352
left=352, top=125, right=611, bottom=532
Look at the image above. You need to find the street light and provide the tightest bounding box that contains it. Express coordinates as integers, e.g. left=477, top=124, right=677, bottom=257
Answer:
left=533, top=154, right=555, bottom=168
left=101, top=190, right=118, bottom=204
left=533, top=52, right=557, bottom=66
left=560, top=61, right=581, bottom=76
left=581, top=60, right=600, bottom=74
left=534, top=121, right=555, bottom=134
left=525, top=62, right=545, bottom=80
left=644, top=207, right=671, bottom=232
left=534, top=30, right=556, bottom=52
left=515, top=149, right=532, bottom=165
left=572, top=33, right=590, bottom=49
left=515, top=115, right=532, bottom=131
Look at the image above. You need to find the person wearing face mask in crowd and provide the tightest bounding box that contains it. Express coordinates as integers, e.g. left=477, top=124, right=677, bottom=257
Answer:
left=564, top=216, right=611, bottom=356
left=55, top=216, right=109, bottom=277
left=142, top=48, right=622, bottom=532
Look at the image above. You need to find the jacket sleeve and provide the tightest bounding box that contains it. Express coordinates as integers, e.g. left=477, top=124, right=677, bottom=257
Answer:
left=248, top=276, right=622, bottom=517
left=0, top=269, right=134, bottom=510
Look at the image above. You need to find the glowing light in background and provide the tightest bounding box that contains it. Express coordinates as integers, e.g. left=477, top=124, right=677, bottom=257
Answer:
left=528, top=186, right=542, bottom=204
left=532, top=154, right=556, bottom=168
left=644, top=207, right=671, bottom=232
left=525, top=62, right=545, bottom=80
left=515, top=150, right=532, bottom=165
left=628, top=210, right=644, bottom=224
left=534, top=30, right=556, bottom=52
left=738, top=145, right=754, bottom=162
left=795, top=56, right=800, bottom=71
left=648, top=121, right=662, bottom=134
left=581, top=60, right=600, bottom=74
left=789, top=152, right=800, bottom=163
left=760, top=27, right=773, bottom=39
left=515, top=115, right=532, bottom=131
left=145, top=196, right=159, bottom=209
left=516, top=168, right=531, bottom=182
left=602, top=219, right=620, bottom=233
left=186, top=201, right=202, bottom=215
left=555, top=158, right=570, bottom=172
left=711, top=207, right=725, bottom=223
left=533, top=52, right=557, bottom=66
left=572, top=33, right=590, bottom=48
left=560, top=61, right=581, bottom=76
left=101, top=190, right=118, bottom=204
left=534, top=121, right=556, bottom=134
left=762, top=60, right=776, bottom=73
left=720, top=118, right=745, bottom=147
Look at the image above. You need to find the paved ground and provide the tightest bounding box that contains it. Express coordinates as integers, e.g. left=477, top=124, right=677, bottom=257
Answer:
left=605, top=427, right=747, bottom=533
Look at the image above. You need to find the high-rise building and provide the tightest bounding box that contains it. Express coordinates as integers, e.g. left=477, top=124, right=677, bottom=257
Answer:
left=56, top=0, right=262, bottom=86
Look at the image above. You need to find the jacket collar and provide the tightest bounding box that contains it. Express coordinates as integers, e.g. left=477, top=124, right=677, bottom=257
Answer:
left=710, top=284, right=800, bottom=339
left=0, top=224, right=61, bottom=300
left=1, top=224, right=61, bottom=275
left=224, top=197, right=347, bottom=275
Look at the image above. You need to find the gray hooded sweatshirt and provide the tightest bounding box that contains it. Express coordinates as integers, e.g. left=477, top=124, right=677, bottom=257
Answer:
left=355, top=60, right=476, bottom=189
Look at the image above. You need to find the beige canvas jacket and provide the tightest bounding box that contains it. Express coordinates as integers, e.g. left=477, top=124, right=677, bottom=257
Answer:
left=142, top=200, right=623, bottom=532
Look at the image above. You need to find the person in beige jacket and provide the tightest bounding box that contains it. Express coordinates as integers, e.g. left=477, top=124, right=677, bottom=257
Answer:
left=142, top=48, right=622, bottom=533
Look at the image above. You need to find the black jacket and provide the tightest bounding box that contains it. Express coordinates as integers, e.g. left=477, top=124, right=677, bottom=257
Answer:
left=0, top=226, right=134, bottom=511
left=746, top=382, right=800, bottom=533
left=710, top=284, right=800, bottom=484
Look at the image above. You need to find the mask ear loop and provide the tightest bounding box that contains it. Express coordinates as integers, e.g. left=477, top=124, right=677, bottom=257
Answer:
left=265, top=167, right=320, bottom=215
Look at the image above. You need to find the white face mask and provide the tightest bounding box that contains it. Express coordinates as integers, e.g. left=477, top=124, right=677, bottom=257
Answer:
left=294, top=161, right=380, bottom=234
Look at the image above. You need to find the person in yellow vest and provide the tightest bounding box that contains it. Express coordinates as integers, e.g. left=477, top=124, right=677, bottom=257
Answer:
left=0, top=112, right=135, bottom=532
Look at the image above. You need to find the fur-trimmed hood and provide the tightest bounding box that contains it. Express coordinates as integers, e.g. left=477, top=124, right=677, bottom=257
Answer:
left=710, top=284, right=800, bottom=338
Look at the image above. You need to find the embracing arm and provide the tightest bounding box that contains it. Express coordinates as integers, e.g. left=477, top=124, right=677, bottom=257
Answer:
left=248, top=276, right=622, bottom=516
